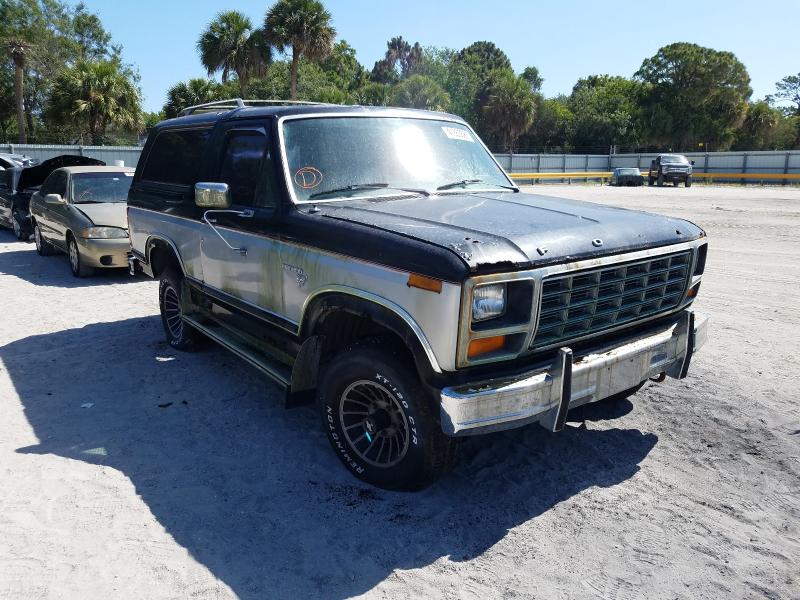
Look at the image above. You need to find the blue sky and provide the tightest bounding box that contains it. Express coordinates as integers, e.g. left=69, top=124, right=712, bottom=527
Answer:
left=66, top=0, right=799, bottom=113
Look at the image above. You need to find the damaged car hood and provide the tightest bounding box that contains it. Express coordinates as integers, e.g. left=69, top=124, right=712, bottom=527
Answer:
left=316, top=191, right=704, bottom=271
left=72, top=203, right=128, bottom=229
left=17, top=155, right=105, bottom=191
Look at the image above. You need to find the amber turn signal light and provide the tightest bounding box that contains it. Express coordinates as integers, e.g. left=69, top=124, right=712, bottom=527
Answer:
left=407, top=273, right=442, bottom=293
left=468, top=335, right=506, bottom=359
left=687, top=282, right=701, bottom=298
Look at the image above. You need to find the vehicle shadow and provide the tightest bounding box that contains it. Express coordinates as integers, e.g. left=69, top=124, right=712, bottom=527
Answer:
left=0, top=232, right=139, bottom=287
left=3, top=317, right=658, bottom=599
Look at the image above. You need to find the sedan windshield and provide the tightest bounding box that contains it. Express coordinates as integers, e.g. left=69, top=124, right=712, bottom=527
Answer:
left=618, top=168, right=640, bottom=175
left=71, top=172, right=133, bottom=204
left=282, top=117, right=513, bottom=202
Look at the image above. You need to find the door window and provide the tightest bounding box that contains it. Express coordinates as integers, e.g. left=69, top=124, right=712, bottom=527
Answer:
left=218, top=130, right=271, bottom=207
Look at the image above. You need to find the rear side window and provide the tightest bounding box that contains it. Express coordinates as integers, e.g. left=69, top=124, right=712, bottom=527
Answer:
left=141, top=129, right=211, bottom=185
left=218, top=130, right=268, bottom=206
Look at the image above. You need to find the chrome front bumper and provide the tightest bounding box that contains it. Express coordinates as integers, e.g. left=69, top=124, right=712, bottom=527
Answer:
left=440, top=309, right=709, bottom=436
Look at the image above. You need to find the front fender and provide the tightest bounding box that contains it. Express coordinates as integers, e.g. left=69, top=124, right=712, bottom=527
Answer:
left=299, top=287, right=443, bottom=376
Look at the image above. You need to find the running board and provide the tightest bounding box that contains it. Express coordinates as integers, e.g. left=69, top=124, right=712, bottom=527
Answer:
left=182, top=315, right=292, bottom=389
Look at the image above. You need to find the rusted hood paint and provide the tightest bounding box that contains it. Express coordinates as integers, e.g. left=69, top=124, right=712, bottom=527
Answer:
left=316, top=191, right=704, bottom=272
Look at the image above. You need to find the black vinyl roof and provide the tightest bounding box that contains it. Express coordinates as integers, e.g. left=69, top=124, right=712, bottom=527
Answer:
left=155, top=104, right=464, bottom=131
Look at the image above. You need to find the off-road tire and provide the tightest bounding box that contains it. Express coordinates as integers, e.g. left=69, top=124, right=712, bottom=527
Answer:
left=648, top=175, right=654, bottom=186
left=68, top=235, right=94, bottom=277
left=34, top=223, right=55, bottom=256
left=158, top=267, right=201, bottom=351
left=319, top=338, right=458, bottom=490
left=657, top=172, right=664, bottom=187
left=685, top=176, right=692, bottom=188
left=12, top=210, right=29, bottom=241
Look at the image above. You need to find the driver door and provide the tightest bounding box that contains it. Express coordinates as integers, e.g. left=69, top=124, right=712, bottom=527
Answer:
left=199, top=124, right=285, bottom=318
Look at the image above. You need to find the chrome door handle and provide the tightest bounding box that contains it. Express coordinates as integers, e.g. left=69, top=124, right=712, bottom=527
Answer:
left=202, top=209, right=254, bottom=256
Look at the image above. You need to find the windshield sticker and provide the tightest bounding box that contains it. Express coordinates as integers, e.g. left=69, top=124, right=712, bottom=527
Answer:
left=442, top=126, right=474, bottom=143
left=124, top=172, right=133, bottom=177
left=294, top=166, right=323, bottom=189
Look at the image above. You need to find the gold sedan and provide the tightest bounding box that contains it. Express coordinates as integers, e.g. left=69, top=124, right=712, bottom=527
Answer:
left=29, top=166, right=135, bottom=277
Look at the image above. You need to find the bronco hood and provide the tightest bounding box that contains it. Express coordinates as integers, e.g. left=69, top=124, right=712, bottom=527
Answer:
left=317, top=191, right=704, bottom=271
left=73, top=202, right=128, bottom=229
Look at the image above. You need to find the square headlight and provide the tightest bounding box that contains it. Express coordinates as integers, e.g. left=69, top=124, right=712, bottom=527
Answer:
left=472, top=283, right=506, bottom=322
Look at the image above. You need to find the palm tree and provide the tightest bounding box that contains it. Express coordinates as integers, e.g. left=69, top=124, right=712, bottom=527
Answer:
left=197, top=11, right=270, bottom=97
left=48, top=59, right=143, bottom=145
left=390, top=75, right=450, bottom=112
left=482, top=70, right=535, bottom=154
left=6, top=39, right=28, bottom=143
left=265, top=0, right=336, bottom=100
left=164, top=78, right=227, bottom=119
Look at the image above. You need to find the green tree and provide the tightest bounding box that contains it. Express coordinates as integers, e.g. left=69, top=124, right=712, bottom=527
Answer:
left=519, top=95, right=574, bottom=152
left=448, top=42, right=513, bottom=139
left=733, top=101, right=797, bottom=150
left=319, top=40, right=366, bottom=92
left=568, top=75, right=644, bottom=151
left=390, top=75, right=450, bottom=111
left=455, top=41, right=512, bottom=75
left=0, top=66, right=16, bottom=140
left=370, top=36, right=422, bottom=83
left=72, top=2, right=116, bottom=60
left=265, top=0, right=336, bottom=100
left=521, top=66, right=543, bottom=93
left=163, top=78, right=230, bottom=118
left=1, top=0, right=133, bottom=143
left=773, top=73, right=800, bottom=116
left=482, top=69, right=535, bottom=153
left=198, top=11, right=270, bottom=97
left=47, top=59, right=142, bottom=144
left=635, top=42, right=751, bottom=150
left=6, top=39, right=28, bottom=142
left=353, top=81, right=390, bottom=106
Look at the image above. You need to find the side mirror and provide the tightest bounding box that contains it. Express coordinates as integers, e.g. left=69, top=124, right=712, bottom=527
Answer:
left=45, top=193, right=64, bottom=204
left=690, top=160, right=695, bottom=165
left=195, top=182, right=231, bottom=209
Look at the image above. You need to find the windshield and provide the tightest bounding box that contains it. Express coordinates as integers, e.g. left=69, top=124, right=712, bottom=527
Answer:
left=71, top=172, right=133, bottom=204
left=282, top=117, right=513, bottom=202
left=618, top=168, right=640, bottom=175
left=662, top=155, right=689, bottom=164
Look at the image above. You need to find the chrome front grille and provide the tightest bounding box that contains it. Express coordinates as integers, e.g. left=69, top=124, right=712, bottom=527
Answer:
left=532, top=250, right=692, bottom=348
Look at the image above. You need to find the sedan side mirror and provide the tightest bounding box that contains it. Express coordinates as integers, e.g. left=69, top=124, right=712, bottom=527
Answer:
left=195, top=182, right=231, bottom=209
left=45, top=193, right=64, bottom=204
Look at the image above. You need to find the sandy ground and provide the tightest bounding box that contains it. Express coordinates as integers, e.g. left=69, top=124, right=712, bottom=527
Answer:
left=0, top=184, right=798, bottom=600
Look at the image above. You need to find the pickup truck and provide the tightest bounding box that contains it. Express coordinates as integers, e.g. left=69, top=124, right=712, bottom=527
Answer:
left=648, top=154, right=694, bottom=187
left=127, top=100, right=710, bottom=490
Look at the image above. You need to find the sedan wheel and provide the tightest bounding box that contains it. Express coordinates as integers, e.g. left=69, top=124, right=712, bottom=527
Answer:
left=34, top=224, right=55, bottom=256
left=68, top=237, right=94, bottom=277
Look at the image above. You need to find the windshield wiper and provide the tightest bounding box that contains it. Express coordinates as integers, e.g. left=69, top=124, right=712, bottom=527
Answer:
left=437, top=179, right=519, bottom=192
left=308, top=182, right=429, bottom=200
left=437, top=179, right=483, bottom=190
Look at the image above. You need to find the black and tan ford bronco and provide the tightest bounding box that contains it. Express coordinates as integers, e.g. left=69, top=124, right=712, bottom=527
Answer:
left=127, top=100, right=709, bottom=489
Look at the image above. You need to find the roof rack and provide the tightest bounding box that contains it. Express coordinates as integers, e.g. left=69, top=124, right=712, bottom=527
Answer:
left=178, top=98, right=331, bottom=117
